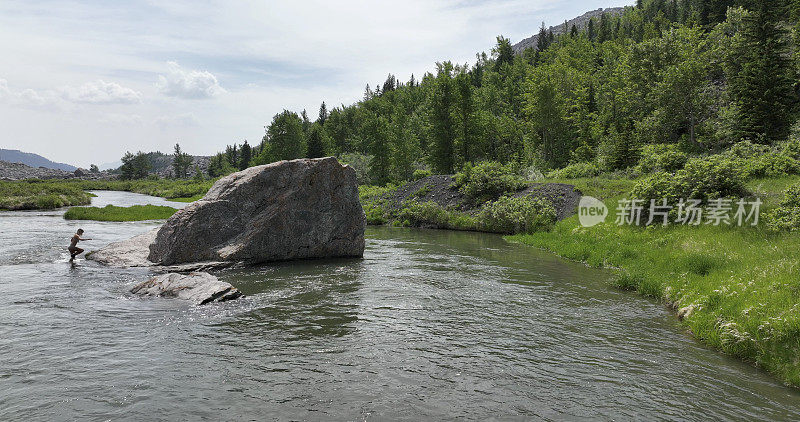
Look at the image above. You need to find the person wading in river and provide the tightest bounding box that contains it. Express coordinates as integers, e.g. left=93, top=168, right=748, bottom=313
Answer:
left=68, top=228, right=91, bottom=261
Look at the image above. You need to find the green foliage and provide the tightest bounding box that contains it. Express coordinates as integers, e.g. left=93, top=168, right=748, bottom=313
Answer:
left=412, top=169, right=432, bottom=180
left=119, top=151, right=152, bottom=180
left=256, top=110, right=306, bottom=164
left=452, top=161, right=526, bottom=204
left=729, top=0, right=797, bottom=143
left=64, top=204, right=178, bottom=221
left=477, top=195, right=556, bottom=233
left=306, top=124, right=330, bottom=159
left=172, top=143, right=193, bottom=178
left=0, top=180, right=93, bottom=210
left=632, top=155, right=748, bottom=203
left=633, top=144, right=689, bottom=174
left=765, top=183, right=800, bottom=231
left=546, top=162, right=601, bottom=179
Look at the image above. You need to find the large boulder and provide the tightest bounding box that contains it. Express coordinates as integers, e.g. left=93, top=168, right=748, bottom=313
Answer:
left=130, top=272, right=242, bottom=305
left=148, top=157, right=365, bottom=265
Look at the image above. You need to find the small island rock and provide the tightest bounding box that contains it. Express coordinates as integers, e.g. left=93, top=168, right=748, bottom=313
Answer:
left=130, top=272, right=242, bottom=305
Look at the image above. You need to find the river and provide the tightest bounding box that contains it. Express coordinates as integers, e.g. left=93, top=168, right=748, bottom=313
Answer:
left=1, top=191, right=799, bottom=421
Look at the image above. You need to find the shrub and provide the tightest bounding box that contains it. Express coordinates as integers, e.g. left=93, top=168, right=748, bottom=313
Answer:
left=630, top=156, right=748, bottom=224
left=634, top=144, right=688, bottom=175
left=546, top=162, right=601, bottom=179
left=680, top=156, right=748, bottom=201
left=452, top=161, right=526, bottom=204
left=722, top=140, right=800, bottom=179
left=478, top=195, right=556, bottom=234
left=396, top=201, right=476, bottom=230
left=412, top=169, right=432, bottom=180
left=765, top=183, right=800, bottom=231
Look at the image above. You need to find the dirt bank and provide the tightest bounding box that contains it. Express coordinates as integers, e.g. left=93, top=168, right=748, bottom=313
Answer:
left=384, top=175, right=582, bottom=220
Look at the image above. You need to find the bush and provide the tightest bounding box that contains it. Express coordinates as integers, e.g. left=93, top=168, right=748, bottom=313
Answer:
left=765, top=183, right=800, bottom=231
left=396, top=201, right=476, bottom=230
left=680, top=156, right=748, bottom=201
left=412, top=169, right=432, bottom=180
left=478, top=196, right=556, bottom=234
left=452, top=161, right=526, bottom=204
left=546, top=162, right=601, bottom=179
left=721, top=140, right=800, bottom=179
left=634, top=144, right=688, bottom=175
left=358, top=184, right=397, bottom=225
left=630, top=156, right=748, bottom=224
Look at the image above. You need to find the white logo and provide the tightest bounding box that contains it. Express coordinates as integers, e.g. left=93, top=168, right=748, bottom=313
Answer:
left=579, top=196, right=607, bottom=227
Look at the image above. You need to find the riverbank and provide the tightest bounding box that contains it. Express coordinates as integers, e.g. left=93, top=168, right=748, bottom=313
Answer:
left=0, top=179, right=213, bottom=210
left=508, top=175, right=800, bottom=387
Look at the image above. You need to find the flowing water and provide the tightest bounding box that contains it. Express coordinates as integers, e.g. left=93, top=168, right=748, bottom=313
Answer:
left=1, top=191, right=799, bottom=421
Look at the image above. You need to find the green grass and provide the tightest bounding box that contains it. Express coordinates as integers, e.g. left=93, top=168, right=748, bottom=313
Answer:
left=0, top=179, right=214, bottom=210
left=0, top=180, right=94, bottom=210
left=508, top=176, right=800, bottom=387
left=64, top=204, right=178, bottom=221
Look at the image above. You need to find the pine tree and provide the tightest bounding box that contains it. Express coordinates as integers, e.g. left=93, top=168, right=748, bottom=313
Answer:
left=306, top=124, right=329, bottom=158
left=318, top=102, right=329, bottom=126
left=731, top=0, right=797, bottom=143
left=536, top=23, right=550, bottom=51
left=492, top=36, right=515, bottom=72
left=172, top=143, right=192, bottom=178
left=429, top=62, right=457, bottom=174
left=239, top=141, right=252, bottom=170
left=588, top=18, right=596, bottom=41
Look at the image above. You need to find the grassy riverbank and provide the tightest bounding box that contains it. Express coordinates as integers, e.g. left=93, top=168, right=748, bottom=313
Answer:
left=0, top=180, right=94, bottom=210
left=64, top=204, right=178, bottom=221
left=0, top=179, right=213, bottom=210
left=508, top=175, right=800, bottom=387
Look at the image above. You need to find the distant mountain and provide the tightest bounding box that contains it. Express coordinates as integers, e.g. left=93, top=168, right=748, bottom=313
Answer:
left=0, top=149, right=77, bottom=171
left=512, top=7, right=627, bottom=54
left=99, top=160, right=122, bottom=171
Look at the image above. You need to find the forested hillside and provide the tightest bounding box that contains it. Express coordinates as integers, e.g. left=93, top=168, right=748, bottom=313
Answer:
left=209, top=0, right=799, bottom=185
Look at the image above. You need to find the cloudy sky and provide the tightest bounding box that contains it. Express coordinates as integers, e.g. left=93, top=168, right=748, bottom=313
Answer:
left=0, top=0, right=630, bottom=168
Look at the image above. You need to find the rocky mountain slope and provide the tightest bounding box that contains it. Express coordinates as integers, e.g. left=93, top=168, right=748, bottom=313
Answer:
left=0, top=149, right=77, bottom=171
left=512, top=7, right=626, bottom=54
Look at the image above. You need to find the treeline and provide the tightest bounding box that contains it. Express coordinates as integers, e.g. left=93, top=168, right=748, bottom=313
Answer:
left=209, top=0, right=799, bottom=185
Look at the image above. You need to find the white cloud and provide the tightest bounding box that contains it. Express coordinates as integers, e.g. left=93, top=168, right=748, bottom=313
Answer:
left=157, top=61, right=225, bottom=99
left=61, top=80, right=141, bottom=104
left=100, top=113, right=144, bottom=125
left=154, top=112, right=200, bottom=129
left=0, top=78, right=140, bottom=109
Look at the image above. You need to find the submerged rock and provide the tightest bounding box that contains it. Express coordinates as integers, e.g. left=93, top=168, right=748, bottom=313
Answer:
left=130, top=272, right=242, bottom=305
left=148, top=157, right=365, bottom=265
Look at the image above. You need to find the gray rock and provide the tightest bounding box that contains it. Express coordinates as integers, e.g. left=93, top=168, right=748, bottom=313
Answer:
left=130, top=272, right=242, bottom=305
left=87, top=229, right=234, bottom=271
left=87, top=229, right=158, bottom=267
left=148, top=157, right=365, bottom=265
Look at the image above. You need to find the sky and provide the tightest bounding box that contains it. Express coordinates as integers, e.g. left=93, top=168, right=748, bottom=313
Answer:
left=0, top=0, right=631, bottom=168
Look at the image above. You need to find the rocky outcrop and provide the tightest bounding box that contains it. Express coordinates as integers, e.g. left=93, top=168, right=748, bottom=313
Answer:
left=148, top=157, right=365, bottom=265
left=512, top=7, right=626, bottom=54
left=130, top=272, right=242, bottom=305
left=0, top=160, right=114, bottom=181
left=87, top=229, right=158, bottom=267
